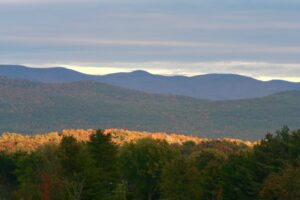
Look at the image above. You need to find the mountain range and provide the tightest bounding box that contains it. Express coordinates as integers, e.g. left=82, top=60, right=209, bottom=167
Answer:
left=1, top=65, right=300, bottom=100
left=0, top=75, right=300, bottom=140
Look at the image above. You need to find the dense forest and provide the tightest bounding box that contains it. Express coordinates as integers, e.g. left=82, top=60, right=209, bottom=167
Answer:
left=0, top=127, right=299, bottom=199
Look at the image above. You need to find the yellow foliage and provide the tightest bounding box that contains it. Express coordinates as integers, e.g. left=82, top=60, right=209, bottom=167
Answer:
left=0, top=129, right=255, bottom=153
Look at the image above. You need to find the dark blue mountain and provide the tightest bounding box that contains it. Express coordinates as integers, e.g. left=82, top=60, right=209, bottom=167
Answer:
left=0, top=65, right=87, bottom=82
left=1, top=65, right=300, bottom=100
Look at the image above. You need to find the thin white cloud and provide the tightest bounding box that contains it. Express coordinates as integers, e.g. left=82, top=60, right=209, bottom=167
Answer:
left=0, top=36, right=214, bottom=48
left=1, top=36, right=300, bottom=54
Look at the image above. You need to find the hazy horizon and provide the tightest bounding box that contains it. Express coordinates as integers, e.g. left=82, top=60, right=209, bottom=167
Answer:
left=2, top=64, right=300, bottom=82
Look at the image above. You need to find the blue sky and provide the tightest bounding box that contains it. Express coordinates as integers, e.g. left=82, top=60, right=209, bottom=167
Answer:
left=0, top=0, right=300, bottom=81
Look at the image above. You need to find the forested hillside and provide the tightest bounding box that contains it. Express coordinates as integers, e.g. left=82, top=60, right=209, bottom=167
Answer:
left=1, top=128, right=300, bottom=199
left=0, top=76, right=300, bottom=140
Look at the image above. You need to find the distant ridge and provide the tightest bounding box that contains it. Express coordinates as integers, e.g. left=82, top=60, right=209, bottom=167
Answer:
left=0, top=65, right=89, bottom=82
left=1, top=65, right=300, bottom=100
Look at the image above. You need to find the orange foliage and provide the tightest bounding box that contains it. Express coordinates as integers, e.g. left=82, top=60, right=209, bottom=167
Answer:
left=0, top=129, right=255, bottom=153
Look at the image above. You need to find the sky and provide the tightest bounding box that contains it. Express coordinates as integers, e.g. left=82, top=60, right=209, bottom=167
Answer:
left=0, top=0, right=300, bottom=81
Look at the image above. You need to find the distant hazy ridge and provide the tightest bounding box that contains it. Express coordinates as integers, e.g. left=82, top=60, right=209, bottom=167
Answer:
left=1, top=65, right=300, bottom=100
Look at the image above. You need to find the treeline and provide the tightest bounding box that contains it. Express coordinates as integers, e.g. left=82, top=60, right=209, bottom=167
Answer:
left=0, top=127, right=300, bottom=199
left=0, top=129, right=254, bottom=153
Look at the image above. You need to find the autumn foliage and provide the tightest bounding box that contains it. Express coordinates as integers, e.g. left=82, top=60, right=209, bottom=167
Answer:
left=1, top=128, right=299, bottom=200
left=0, top=129, right=254, bottom=153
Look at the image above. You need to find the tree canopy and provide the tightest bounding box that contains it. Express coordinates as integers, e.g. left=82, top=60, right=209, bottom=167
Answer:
left=0, top=128, right=300, bottom=200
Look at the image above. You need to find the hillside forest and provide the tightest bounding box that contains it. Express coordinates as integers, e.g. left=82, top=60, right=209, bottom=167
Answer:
left=1, top=76, right=300, bottom=140
left=0, top=127, right=300, bottom=200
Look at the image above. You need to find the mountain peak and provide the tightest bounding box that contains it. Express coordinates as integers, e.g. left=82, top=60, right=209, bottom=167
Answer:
left=131, top=70, right=152, bottom=75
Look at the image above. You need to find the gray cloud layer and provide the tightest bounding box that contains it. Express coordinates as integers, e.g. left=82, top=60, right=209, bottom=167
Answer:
left=0, top=0, right=299, bottom=80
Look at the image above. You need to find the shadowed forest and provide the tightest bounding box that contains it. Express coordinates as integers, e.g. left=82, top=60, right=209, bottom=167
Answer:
left=1, top=76, right=300, bottom=140
left=0, top=127, right=300, bottom=200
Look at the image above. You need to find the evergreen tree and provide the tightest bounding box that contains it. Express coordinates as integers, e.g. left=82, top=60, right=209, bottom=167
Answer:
left=87, top=130, right=119, bottom=198
left=59, top=136, right=100, bottom=200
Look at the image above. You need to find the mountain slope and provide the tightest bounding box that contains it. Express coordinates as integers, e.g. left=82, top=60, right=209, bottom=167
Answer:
left=1, top=65, right=300, bottom=100
left=0, top=76, right=300, bottom=140
left=0, top=65, right=88, bottom=82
